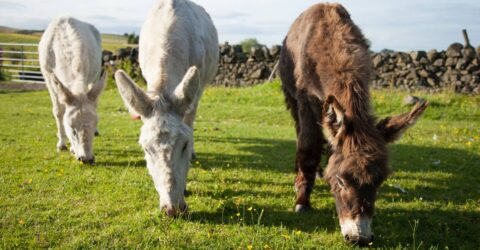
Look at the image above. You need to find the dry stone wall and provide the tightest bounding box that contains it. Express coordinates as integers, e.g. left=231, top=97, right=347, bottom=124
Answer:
left=104, top=42, right=480, bottom=94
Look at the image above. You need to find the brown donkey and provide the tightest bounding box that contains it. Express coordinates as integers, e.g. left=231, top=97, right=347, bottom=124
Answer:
left=278, top=3, right=428, bottom=246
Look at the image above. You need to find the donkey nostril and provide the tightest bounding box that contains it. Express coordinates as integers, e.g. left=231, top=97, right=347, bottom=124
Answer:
left=344, top=235, right=350, bottom=241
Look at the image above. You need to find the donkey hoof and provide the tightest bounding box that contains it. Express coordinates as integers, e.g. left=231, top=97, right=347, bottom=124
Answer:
left=94, top=130, right=100, bottom=136
left=295, top=204, right=311, bottom=213
left=57, top=145, right=68, bottom=152
left=184, top=189, right=190, bottom=197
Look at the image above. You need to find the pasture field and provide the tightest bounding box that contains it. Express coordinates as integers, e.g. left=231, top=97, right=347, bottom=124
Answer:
left=0, top=31, right=133, bottom=51
left=0, top=81, right=479, bottom=249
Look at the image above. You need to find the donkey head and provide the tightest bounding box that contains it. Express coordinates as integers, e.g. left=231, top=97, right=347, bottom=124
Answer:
left=53, top=72, right=106, bottom=164
left=322, top=95, right=428, bottom=246
left=114, top=67, right=199, bottom=216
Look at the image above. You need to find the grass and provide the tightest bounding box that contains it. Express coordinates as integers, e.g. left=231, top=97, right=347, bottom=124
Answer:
left=0, top=31, right=134, bottom=52
left=0, top=81, right=479, bottom=249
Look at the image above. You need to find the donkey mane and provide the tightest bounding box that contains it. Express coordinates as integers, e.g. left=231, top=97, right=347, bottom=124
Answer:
left=305, top=4, right=389, bottom=183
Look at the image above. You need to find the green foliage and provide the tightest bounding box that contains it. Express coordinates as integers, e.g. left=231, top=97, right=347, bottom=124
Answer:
left=125, top=32, right=139, bottom=45
left=112, top=60, right=145, bottom=87
left=239, top=38, right=263, bottom=53
left=0, top=82, right=479, bottom=249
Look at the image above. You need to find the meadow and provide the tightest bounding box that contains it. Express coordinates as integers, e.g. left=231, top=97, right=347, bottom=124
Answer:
left=0, top=30, right=133, bottom=52
left=0, top=81, right=479, bottom=249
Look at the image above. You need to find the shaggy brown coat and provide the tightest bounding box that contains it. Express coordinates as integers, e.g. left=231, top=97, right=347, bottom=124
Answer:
left=279, top=3, right=427, bottom=245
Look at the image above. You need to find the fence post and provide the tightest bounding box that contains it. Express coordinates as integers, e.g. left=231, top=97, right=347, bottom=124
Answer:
left=21, top=45, right=24, bottom=79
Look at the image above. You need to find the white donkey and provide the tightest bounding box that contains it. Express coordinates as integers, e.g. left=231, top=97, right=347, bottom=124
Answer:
left=115, top=0, right=218, bottom=216
left=39, top=16, right=106, bottom=165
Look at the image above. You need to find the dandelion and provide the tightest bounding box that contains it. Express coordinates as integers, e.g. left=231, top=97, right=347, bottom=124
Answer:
left=18, top=219, right=25, bottom=225
left=466, top=141, right=472, bottom=146
left=195, top=161, right=200, bottom=165
left=247, top=207, right=253, bottom=211
left=295, top=229, right=301, bottom=236
left=247, top=245, right=253, bottom=250
left=263, top=244, right=270, bottom=249
left=282, top=234, right=290, bottom=239
left=234, top=197, right=244, bottom=206
left=236, top=212, right=241, bottom=217
left=27, top=179, right=32, bottom=184
left=369, top=242, right=373, bottom=246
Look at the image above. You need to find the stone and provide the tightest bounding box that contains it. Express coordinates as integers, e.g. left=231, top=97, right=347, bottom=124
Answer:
left=427, top=78, right=437, bottom=87
left=403, top=95, right=422, bottom=106
left=427, top=49, right=439, bottom=62
left=250, top=47, right=264, bottom=61
left=446, top=43, right=463, bottom=58
left=410, top=50, right=427, bottom=61
left=462, top=46, right=476, bottom=62
left=250, top=67, right=266, bottom=79
left=445, top=57, right=456, bottom=67
left=397, top=52, right=412, bottom=66
left=418, top=69, right=430, bottom=78
left=269, top=45, right=282, bottom=57
left=220, top=42, right=231, bottom=55
left=455, top=58, right=468, bottom=70
left=372, top=54, right=384, bottom=68
left=406, top=70, right=418, bottom=80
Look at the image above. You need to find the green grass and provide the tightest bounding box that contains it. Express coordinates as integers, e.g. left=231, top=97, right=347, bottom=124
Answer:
left=0, top=81, right=479, bottom=249
left=0, top=31, right=134, bottom=52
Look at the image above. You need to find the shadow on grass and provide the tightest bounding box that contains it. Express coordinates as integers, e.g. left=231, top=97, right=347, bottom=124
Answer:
left=194, top=136, right=297, bottom=173
left=374, top=207, right=480, bottom=248
left=188, top=136, right=479, bottom=247
left=187, top=203, right=339, bottom=234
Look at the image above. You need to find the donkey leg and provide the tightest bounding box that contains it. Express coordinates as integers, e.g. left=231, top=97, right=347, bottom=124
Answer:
left=183, top=93, right=202, bottom=160
left=46, top=81, right=68, bottom=152
left=294, top=93, right=324, bottom=212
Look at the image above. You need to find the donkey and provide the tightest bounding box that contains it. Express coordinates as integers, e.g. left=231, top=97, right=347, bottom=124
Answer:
left=279, top=3, right=428, bottom=245
left=39, top=16, right=106, bottom=165
left=114, top=0, right=218, bottom=216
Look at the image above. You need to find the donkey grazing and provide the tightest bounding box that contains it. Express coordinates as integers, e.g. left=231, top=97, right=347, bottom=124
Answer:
left=39, top=16, right=106, bottom=165
left=279, top=3, right=428, bottom=245
left=114, top=0, right=218, bottom=216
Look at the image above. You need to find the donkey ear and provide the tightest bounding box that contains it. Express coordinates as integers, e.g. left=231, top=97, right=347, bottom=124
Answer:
left=376, top=100, right=429, bottom=143
left=87, top=69, right=106, bottom=102
left=114, top=70, right=153, bottom=118
left=172, top=66, right=199, bottom=111
left=52, top=74, right=75, bottom=105
left=323, top=95, right=347, bottom=143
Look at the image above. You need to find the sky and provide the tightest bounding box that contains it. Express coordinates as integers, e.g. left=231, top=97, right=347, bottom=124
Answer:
left=0, top=0, right=479, bottom=51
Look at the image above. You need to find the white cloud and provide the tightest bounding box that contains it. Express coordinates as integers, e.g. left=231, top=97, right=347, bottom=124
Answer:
left=0, top=0, right=479, bottom=51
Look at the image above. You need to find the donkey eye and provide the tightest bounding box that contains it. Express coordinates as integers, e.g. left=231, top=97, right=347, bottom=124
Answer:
left=72, top=129, right=77, bottom=136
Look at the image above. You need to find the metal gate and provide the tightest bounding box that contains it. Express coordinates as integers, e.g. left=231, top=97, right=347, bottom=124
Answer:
left=0, top=42, right=45, bottom=84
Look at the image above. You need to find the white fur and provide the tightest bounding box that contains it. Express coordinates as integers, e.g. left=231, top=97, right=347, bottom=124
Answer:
left=39, top=16, right=105, bottom=163
left=340, top=217, right=373, bottom=242
left=114, top=0, right=219, bottom=214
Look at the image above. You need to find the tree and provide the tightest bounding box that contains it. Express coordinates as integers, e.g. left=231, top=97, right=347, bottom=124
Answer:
left=240, top=38, right=262, bottom=53
left=126, top=32, right=140, bottom=45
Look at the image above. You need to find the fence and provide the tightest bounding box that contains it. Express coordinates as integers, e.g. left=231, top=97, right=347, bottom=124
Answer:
left=0, top=42, right=45, bottom=84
